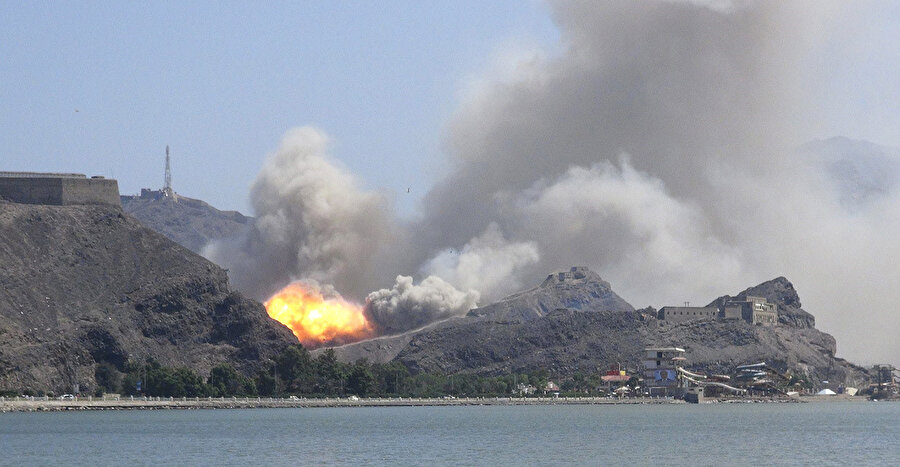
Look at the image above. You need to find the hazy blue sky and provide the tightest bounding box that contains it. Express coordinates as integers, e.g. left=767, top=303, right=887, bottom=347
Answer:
left=1, top=1, right=896, bottom=214
left=0, top=1, right=557, bottom=213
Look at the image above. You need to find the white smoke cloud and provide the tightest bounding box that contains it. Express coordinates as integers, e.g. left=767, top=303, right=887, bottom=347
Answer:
left=408, top=0, right=896, bottom=363
left=364, top=275, right=479, bottom=335
left=205, top=126, right=397, bottom=300
left=423, top=223, right=540, bottom=300
left=508, top=158, right=746, bottom=304
left=660, top=0, right=737, bottom=13
left=211, top=1, right=898, bottom=362
left=204, top=127, right=486, bottom=337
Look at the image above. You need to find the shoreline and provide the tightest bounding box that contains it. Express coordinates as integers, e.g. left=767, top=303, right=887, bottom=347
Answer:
left=0, top=395, right=859, bottom=413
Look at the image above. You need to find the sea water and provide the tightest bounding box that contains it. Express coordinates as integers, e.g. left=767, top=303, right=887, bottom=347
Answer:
left=1, top=402, right=897, bottom=466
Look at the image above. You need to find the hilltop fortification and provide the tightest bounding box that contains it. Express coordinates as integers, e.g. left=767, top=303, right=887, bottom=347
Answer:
left=0, top=172, right=120, bottom=208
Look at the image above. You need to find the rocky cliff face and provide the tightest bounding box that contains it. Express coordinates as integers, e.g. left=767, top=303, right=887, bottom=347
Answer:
left=0, top=201, right=294, bottom=394
left=121, top=194, right=251, bottom=254
left=328, top=268, right=867, bottom=386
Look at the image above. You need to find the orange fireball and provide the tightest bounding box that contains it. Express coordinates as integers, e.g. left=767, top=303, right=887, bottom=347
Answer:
left=265, top=282, right=374, bottom=348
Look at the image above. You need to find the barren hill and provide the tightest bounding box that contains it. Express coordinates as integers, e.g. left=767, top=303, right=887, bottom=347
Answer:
left=0, top=201, right=294, bottom=394
left=328, top=269, right=868, bottom=386
left=121, top=194, right=251, bottom=254
left=467, top=266, right=634, bottom=321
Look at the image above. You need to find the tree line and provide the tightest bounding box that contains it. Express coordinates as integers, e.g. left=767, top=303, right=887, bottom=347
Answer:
left=87, top=344, right=607, bottom=398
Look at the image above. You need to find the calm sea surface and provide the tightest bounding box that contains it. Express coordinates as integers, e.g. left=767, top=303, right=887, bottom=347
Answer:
left=1, top=402, right=897, bottom=466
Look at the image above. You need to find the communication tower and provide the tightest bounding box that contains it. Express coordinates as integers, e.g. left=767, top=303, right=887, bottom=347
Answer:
left=163, top=145, right=177, bottom=200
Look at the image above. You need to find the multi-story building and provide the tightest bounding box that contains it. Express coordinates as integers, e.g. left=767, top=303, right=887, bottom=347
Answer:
left=657, top=306, right=718, bottom=323
left=657, top=296, right=777, bottom=326
left=642, top=347, right=686, bottom=396
left=723, top=296, right=777, bottom=325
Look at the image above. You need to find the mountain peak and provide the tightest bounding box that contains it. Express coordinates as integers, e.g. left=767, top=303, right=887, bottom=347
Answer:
left=539, top=266, right=609, bottom=289
left=468, top=266, right=633, bottom=321
left=709, top=276, right=814, bottom=328
left=739, top=276, right=801, bottom=310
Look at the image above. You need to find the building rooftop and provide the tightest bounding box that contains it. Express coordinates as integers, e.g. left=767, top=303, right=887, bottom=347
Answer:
left=0, top=171, right=87, bottom=179
left=601, top=374, right=630, bottom=382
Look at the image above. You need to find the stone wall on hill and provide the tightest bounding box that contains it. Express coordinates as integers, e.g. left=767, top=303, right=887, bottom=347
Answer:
left=0, top=173, right=120, bottom=207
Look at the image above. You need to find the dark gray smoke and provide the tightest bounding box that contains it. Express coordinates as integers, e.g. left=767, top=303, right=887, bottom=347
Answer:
left=408, top=0, right=897, bottom=363
left=210, top=1, right=898, bottom=363
left=364, top=275, right=479, bottom=335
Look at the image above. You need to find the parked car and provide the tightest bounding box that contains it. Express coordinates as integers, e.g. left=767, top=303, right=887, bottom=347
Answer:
left=60, top=394, right=75, bottom=400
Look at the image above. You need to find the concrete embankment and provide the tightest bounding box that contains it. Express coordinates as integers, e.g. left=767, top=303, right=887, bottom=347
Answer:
left=1, top=396, right=683, bottom=412
left=2, top=394, right=856, bottom=413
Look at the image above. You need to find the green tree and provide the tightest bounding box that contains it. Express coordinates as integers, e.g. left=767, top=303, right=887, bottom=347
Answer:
left=373, top=361, right=409, bottom=395
left=174, top=368, right=207, bottom=397
left=208, top=363, right=256, bottom=396
left=94, top=362, right=120, bottom=394
left=276, top=344, right=313, bottom=386
left=315, top=348, right=347, bottom=394
left=256, top=370, right=277, bottom=397
left=346, top=359, right=375, bottom=396
left=148, top=365, right=184, bottom=396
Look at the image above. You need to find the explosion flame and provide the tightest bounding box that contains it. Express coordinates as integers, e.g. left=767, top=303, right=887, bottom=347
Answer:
left=264, top=282, right=374, bottom=348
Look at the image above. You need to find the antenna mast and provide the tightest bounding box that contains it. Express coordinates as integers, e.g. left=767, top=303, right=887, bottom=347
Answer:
left=163, top=145, right=177, bottom=201
left=164, top=145, right=172, bottom=192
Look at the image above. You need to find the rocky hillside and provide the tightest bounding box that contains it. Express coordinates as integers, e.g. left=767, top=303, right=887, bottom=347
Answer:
left=707, top=276, right=816, bottom=328
left=121, top=193, right=251, bottom=254
left=0, top=201, right=294, bottom=394
left=467, top=267, right=633, bottom=320
left=328, top=268, right=868, bottom=387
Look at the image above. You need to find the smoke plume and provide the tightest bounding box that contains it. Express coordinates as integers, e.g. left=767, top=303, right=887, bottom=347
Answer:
left=205, top=126, right=396, bottom=300
left=423, top=223, right=540, bottom=300
left=364, top=275, right=479, bottom=335
left=405, top=0, right=896, bottom=362
left=212, top=1, right=898, bottom=363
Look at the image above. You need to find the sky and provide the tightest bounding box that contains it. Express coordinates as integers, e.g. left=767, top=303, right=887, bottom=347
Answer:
left=1, top=1, right=896, bottom=213
left=0, top=0, right=558, bottom=214
left=2, top=1, right=899, bottom=364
